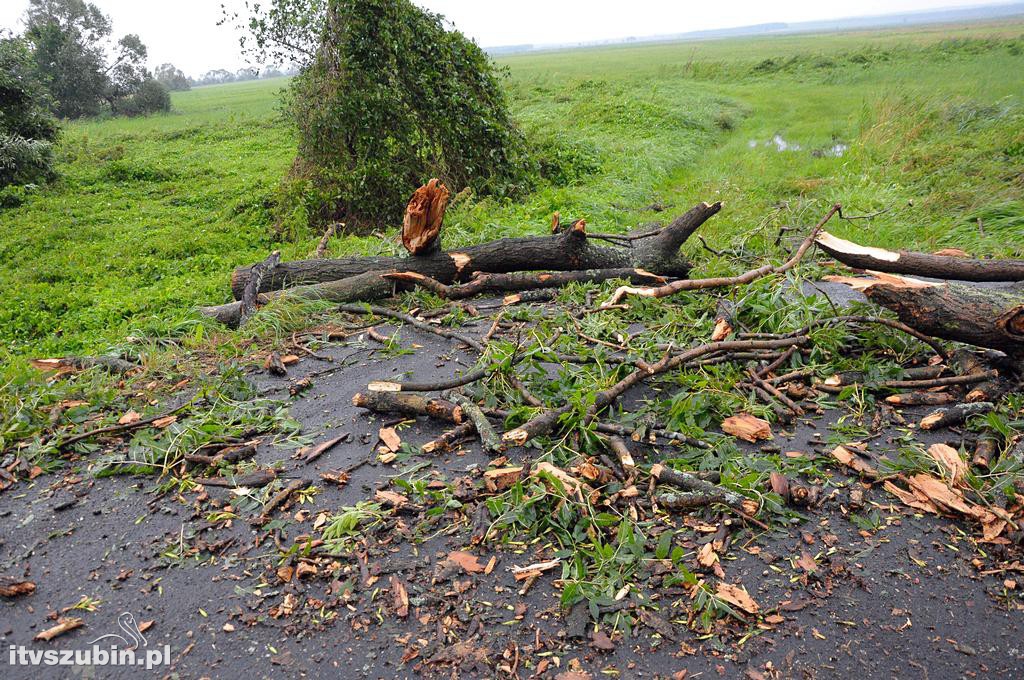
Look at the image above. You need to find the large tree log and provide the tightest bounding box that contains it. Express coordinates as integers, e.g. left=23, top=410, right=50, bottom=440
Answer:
left=816, top=231, right=1024, bottom=282
left=229, top=202, right=722, bottom=299
left=201, top=270, right=395, bottom=328
left=845, top=276, right=1024, bottom=359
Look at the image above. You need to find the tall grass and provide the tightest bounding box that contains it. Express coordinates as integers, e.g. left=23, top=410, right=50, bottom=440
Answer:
left=0, top=24, right=1022, bottom=357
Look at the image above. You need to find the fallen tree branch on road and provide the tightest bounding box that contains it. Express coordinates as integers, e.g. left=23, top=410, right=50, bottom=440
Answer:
left=229, top=202, right=722, bottom=298
left=602, top=204, right=841, bottom=307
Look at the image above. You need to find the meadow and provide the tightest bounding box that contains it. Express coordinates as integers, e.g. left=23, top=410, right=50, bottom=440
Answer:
left=1, top=20, right=1023, bottom=358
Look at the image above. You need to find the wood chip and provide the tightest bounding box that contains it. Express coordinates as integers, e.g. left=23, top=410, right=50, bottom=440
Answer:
left=926, top=443, right=968, bottom=487
left=391, top=575, right=409, bottom=618
left=446, top=551, right=486, bottom=574
left=34, top=617, right=84, bottom=641
left=715, top=582, right=759, bottom=614
left=483, top=466, right=523, bottom=493
left=378, top=427, right=401, bottom=452
left=721, top=414, right=772, bottom=442
left=117, top=410, right=141, bottom=425
left=830, top=444, right=878, bottom=477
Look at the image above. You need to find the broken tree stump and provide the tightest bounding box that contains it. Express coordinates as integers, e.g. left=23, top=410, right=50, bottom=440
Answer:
left=403, top=179, right=449, bottom=255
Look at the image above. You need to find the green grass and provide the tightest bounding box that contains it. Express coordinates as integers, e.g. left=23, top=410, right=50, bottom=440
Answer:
left=1, top=23, right=1023, bottom=358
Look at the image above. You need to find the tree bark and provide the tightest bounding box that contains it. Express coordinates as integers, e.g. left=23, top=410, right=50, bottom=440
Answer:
left=200, top=270, right=396, bottom=328
left=862, top=279, right=1024, bottom=359
left=229, top=202, right=721, bottom=299
left=816, top=231, right=1024, bottom=282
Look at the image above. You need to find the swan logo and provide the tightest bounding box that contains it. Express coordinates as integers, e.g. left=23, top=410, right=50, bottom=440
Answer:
left=7, top=612, right=170, bottom=670
left=88, top=612, right=148, bottom=650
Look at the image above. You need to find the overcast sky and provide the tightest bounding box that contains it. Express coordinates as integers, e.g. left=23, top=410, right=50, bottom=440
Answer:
left=0, top=0, right=1012, bottom=76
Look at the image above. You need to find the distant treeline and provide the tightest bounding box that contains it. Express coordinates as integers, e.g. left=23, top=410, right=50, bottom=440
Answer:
left=185, top=66, right=298, bottom=89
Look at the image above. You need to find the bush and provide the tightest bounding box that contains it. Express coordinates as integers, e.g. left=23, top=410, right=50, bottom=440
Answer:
left=111, top=78, right=171, bottom=117
left=280, top=0, right=534, bottom=230
left=0, top=36, right=59, bottom=189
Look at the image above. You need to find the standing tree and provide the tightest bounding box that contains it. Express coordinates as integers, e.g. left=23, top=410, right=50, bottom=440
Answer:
left=155, top=63, right=191, bottom=91
left=0, top=35, right=60, bottom=190
left=230, top=0, right=533, bottom=230
left=24, top=0, right=110, bottom=118
left=23, top=0, right=169, bottom=118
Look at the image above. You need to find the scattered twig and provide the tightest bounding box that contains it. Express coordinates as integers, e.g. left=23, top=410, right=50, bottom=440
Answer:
left=337, top=303, right=484, bottom=352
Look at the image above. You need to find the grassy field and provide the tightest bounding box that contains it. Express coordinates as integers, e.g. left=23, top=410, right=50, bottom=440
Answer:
left=1, top=21, right=1023, bottom=358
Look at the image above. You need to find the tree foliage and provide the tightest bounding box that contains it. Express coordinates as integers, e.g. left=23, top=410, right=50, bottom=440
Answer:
left=232, top=0, right=533, bottom=229
left=155, top=63, right=191, bottom=91
left=23, top=0, right=168, bottom=118
left=0, top=36, right=60, bottom=189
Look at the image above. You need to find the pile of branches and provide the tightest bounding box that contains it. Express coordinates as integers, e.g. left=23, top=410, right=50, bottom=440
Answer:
left=205, top=181, right=1024, bottom=489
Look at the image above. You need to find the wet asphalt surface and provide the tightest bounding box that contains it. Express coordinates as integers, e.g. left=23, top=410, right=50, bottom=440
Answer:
left=2, top=311, right=1023, bottom=679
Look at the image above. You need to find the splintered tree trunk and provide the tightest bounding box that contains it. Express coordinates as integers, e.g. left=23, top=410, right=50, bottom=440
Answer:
left=816, top=231, right=1024, bottom=282
left=864, top=280, right=1024, bottom=359
left=229, top=202, right=722, bottom=299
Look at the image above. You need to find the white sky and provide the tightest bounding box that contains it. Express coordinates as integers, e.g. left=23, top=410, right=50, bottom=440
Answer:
left=0, top=0, right=1013, bottom=76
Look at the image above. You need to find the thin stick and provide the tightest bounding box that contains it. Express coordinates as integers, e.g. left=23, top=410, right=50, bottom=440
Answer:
left=315, top=223, right=340, bottom=258
left=337, top=303, right=484, bottom=352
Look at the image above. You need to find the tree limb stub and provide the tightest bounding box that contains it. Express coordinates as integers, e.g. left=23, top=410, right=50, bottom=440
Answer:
left=229, top=202, right=721, bottom=298
left=816, top=231, right=1024, bottom=282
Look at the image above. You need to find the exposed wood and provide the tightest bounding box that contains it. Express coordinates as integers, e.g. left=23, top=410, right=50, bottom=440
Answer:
left=315, top=223, right=339, bottom=258
left=422, top=421, right=477, bottom=454
left=239, top=251, right=281, bottom=326
left=920, top=402, right=994, bottom=430
left=816, top=231, right=1024, bottom=282
left=403, top=179, right=449, bottom=255
left=229, top=202, right=721, bottom=298
left=34, top=617, right=84, bottom=641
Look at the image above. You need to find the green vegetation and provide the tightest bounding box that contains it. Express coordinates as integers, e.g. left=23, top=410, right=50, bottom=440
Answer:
left=2, top=21, right=1022, bottom=628
left=237, top=0, right=533, bottom=230
left=3, top=21, right=1022, bottom=359
left=0, top=36, right=60, bottom=192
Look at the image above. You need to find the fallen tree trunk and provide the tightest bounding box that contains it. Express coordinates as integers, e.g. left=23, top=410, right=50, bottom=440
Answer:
left=229, top=202, right=722, bottom=298
left=816, top=231, right=1024, bottom=282
left=200, top=271, right=396, bottom=328
left=854, top=277, right=1024, bottom=359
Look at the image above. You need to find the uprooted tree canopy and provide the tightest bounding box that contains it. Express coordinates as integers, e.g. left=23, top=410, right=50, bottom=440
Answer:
left=232, top=0, right=533, bottom=232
